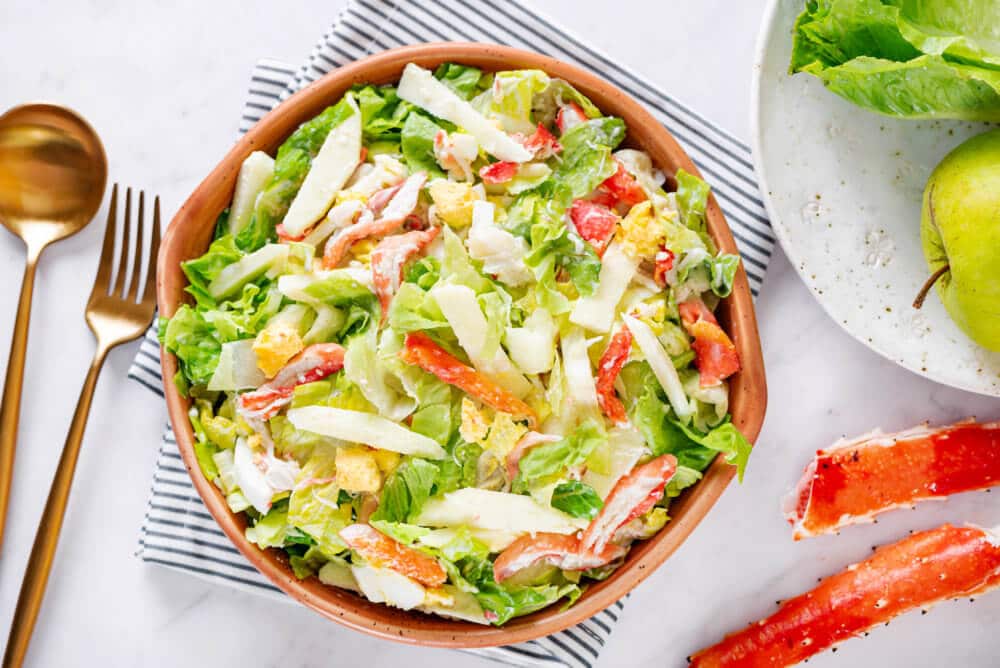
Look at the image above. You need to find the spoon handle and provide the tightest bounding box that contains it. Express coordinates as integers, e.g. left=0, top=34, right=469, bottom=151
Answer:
left=0, top=252, right=40, bottom=553
left=2, top=346, right=108, bottom=668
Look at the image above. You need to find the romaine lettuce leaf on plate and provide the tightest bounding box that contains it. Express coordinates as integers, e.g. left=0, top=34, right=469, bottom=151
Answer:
left=791, top=0, right=1000, bottom=121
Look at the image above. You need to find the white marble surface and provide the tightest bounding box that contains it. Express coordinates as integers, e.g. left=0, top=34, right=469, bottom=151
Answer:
left=1, top=1, right=998, bottom=666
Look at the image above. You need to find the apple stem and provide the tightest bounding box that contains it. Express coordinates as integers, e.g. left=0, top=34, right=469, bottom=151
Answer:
left=912, top=265, right=949, bottom=309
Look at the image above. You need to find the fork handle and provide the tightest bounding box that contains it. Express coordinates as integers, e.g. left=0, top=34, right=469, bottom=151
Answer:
left=2, top=347, right=108, bottom=668
left=0, top=252, right=41, bottom=553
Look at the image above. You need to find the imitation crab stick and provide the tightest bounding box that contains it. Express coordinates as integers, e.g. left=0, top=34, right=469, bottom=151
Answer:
left=785, top=419, right=1000, bottom=540
left=339, top=523, right=446, bottom=588
left=399, top=332, right=538, bottom=428
left=237, top=343, right=345, bottom=420
left=689, top=523, right=1000, bottom=667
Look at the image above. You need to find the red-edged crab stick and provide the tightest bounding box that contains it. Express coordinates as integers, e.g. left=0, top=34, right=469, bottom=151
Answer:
left=785, top=419, right=1000, bottom=540
left=689, top=523, right=1000, bottom=667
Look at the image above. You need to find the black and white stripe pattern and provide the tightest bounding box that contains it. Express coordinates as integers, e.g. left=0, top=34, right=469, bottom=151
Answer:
left=131, top=3, right=775, bottom=666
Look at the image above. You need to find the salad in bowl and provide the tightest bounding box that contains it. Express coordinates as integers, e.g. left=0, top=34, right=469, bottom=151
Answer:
left=160, top=60, right=752, bottom=626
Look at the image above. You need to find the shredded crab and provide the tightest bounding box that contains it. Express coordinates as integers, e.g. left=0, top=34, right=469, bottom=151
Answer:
left=569, top=199, right=619, bottom=256
left=236, top=343, right=346, bottom=420
left=595, top=325, right=633, bottom=425
left=581, top=454, right=677, bottom=553
left=479, top=161, right=519, bottom=184
left=322, top=172, right=427, bottom=268
left=786, top=419, right=1000, bottom=540
left=339, top=523, right=446, bottom=588
left=518, top=123, right=562, bottom=159
left=678, top=297, right=740, bottom=387
left=370, top=226, right=440, bottom=326
left=689, top=523, right=1000, bottom=667
left=400, top=332, right=538, bottom=428
left=492, top=532, right=626, bottom=583
left=433, top=130, right=479, bottom=181
left=555, top=102, right=587, bottom=134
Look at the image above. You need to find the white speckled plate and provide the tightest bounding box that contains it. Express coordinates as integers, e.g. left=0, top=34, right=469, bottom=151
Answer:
left=751, top=0, right=1000, bottom=397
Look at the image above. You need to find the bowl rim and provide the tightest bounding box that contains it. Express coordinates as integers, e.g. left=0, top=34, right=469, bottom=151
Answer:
left=157, top=41, right=767, bottom=648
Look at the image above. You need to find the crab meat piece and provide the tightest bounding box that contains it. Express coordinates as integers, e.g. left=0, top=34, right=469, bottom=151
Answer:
left=519, top=123, right=562, bottom=159
left=786, top=420, right=1000, bottom=540
left=400, top=332, right=538, bottom=428
left=492, top=532, right=627, bottom=582
left=678, top=297, right=740, bottom=387
left=595, top=326, right=633, bottom=425
left=555, top=102, right=588, bottom=134
left=371, top=227, right=440, bottom=326
left=236, top=343, right=346, bottom=420
left=600, top=160, right=647, bottom=210
left=321, top=172, right=427, bottom=268
left=505, top=431, right=561, bottom=481
left=580, top=454, right=677, bottom=553
left=568, top=199, right=619, bottom=256
left=689, top=523, right=1000, bottom=667
left=339, top=523, right=447, bottom=588
left=433, top=130, right=479, bottom=181
left=367, top=182, right=403, bottom=217
left=653, top=248, right=675, bottom=287
left=479, top=161, right=519, bottom=184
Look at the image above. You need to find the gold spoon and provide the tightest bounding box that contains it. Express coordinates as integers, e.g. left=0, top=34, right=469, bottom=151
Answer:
left=0, top=104, right=107, bottom=552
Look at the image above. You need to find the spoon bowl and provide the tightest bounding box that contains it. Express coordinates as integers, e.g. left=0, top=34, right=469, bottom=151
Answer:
left=0, top=104, right=107, bottom=241
left=0, top=103, right=107, bottom=551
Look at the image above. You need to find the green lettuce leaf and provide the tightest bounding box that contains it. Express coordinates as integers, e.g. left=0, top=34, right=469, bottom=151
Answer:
left=515, top=419, right=605, bottom=489
left=550, top=481, right=603, bottom=519
left=246, top=506, right=290, bottom=549
left=790, top=0, right=1000, bottom=121
left=181, top=235, right=243, bottom=307
left=159, top=306, right=222, bottom=386
left=480, top=69, right=550, bottom=133
left=532, top=78, right=602, bottom=127
left=401, top=112, right=445, bottom=175
left=370, top=457, right=439, bottom=523
left=434, top=63, right=487, bottom=99
left=802, top=54, right=1000, bottom=121
left=894, top=1, right=1000, bottom=67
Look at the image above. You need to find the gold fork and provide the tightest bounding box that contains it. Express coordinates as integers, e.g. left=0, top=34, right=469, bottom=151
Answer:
left=2, top=184, right=160, bottom=668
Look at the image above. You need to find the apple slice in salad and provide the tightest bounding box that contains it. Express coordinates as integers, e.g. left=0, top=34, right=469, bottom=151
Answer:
left=160, top=61, right=751, bottom=625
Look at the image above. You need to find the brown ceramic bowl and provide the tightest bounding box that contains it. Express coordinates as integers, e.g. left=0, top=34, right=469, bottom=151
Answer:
left=158, top=42, right=767, bottom=647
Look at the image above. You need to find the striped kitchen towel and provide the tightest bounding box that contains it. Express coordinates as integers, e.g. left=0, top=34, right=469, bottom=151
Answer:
left=130, top=2, right=775, bottom=667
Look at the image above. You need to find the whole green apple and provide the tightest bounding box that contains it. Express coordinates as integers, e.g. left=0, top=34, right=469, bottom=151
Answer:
left=916, top=129, right=1000, bottom=351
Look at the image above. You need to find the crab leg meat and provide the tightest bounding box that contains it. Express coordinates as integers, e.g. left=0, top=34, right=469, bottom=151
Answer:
left=370, top=226, right=440, bottom=326
left=339, top=523, right=446, bottom=588
left=595, top=325, right=633, bottom=425
left=689, top=523, right=1000, bottom=667
left=786, top=420, right=1000, bottom=540
left=237, top=343, right=345, bottom=420
left=322, top=172, right=427, bottom=268
left=679, top=298, right=740, bottom=387
left=400, top=332, right=538, bottom=428
left=580, top=454, right=677, bottom=553
left=492, top=532, right=626, bottom=583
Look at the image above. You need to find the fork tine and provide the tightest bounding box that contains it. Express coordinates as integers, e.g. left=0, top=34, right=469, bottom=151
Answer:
left=112, top=187, right=132, bottom=297
left=127, top=191, right=145, bottom=302
left=94, top=184, right=118, bottom=292
left=142, top=196, right=161, bottom=305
